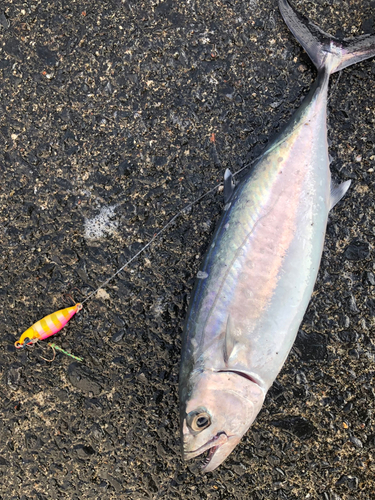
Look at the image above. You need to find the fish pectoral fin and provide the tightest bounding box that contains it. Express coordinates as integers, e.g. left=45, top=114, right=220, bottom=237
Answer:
left=223, top=169, right=236, bottom=204
left=330, top=179, right=351, bottom=210
left=223, top=314, right=238, bottom=365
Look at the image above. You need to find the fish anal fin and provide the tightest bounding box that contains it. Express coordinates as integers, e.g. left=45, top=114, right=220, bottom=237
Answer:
left=330, top=179, right=351, bottom=210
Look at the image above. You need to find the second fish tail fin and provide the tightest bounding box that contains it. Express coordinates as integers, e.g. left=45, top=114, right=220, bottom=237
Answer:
left=279, top=0, right=375, bottom=75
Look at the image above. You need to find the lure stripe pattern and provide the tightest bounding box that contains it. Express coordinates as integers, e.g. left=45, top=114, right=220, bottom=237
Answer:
left=15, top=304, right=82, bottom=348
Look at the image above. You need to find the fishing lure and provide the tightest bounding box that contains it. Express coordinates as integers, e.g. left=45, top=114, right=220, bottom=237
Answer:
left=14, top=303, right=82, bottom=349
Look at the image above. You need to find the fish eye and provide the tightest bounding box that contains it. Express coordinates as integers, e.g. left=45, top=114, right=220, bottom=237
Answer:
left=187, top=409, right=211, bottom=432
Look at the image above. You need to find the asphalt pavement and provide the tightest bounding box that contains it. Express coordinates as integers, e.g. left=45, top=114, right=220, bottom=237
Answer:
left=0, top=0, right=374, bottom=499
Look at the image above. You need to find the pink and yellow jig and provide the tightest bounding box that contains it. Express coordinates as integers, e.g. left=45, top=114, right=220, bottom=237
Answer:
left=14, top=303, right=83, bottom=349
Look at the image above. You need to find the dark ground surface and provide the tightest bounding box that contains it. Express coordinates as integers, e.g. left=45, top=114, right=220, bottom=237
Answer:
left=0, top=0, right=374, bottom=499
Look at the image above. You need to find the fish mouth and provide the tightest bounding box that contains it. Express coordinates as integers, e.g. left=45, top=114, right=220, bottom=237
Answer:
left=199, top=444, right=220, bottom=471
left=184, top=431, right=228, bottom=471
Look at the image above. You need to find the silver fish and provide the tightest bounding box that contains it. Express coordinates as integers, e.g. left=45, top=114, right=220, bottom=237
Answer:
left=179, top=0, right=375, bottom=472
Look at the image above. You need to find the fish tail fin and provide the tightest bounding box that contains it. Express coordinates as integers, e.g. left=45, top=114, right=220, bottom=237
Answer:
left=279, top=0, right=375, bottom=75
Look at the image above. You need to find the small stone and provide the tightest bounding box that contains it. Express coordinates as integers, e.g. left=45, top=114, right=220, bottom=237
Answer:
left=341, top=314, right=350, bottom=328
left=347, top=476, right=359, bottom=490
left=111, top=329, right=125, bottom=343
left=344, top=240, right=370, bottom=261
left=343, top=402, right=353, bottom=413
left=111, top=314, right=125, bottom=327
left=107, top=474, right=122, bottom=492
left=98, top=481, right=108, bottom=491
left=157, top=442, right=166, bottom=457
left=7, top=365, right=22, bottom=391
left=137, top=372, right=147, bottom=384
left=117, top=161, right=133, bottom=176
left=36, top=46, right=57, bottom=66
left=348, top=349, right=359, bottom=359
left=67, top=363, right=103, bottom=395
left=294, top=331, right=327, bottom=361
left=271, top=416, right=316, bottom=439
left=347, top=295, right=359, bottom=314
left=104, top=81, right=113, bottom=94
left=25, top=433, right=40, bottom=450
left=75, top=444, right=95, bottom=459
left=96, top=289, right=111, bottom=301
left=338, top=330, right=358, bottom=343
left=350, top=436, right=363, bottom=448
left=336, top=475, right=358, bottom=489
left=0, top=12, right=9, bottom=29
left=295, top=371, right=308, bottom=385
left=329, top=493, right=342, bottom=500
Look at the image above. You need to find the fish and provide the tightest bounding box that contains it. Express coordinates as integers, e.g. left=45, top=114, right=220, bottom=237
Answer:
left=179, top=0, right=375, bottom=472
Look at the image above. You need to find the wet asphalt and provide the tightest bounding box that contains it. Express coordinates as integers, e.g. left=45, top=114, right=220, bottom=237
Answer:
left=0, top=0, right=374, bottom=499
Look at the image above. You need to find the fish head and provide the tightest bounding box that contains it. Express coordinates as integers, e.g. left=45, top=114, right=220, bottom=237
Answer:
left=180, top=370, right=265, bottom=472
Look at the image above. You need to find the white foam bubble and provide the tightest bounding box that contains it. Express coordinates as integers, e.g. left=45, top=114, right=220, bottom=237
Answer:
left=84, top=205, right=119, bottom=240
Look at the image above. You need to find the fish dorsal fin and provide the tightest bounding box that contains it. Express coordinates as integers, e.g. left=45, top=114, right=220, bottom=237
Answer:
left=330, top=179, right=351, bottom=210
left=223, top=314, right=238, bottom=365
left=223, top=169, right=235, bottom=204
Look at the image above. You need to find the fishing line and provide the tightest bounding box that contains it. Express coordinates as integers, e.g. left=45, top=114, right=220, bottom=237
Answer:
left=79, top=156, right=259, bottom=306
left=14, top=152, right=262, bottom=349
